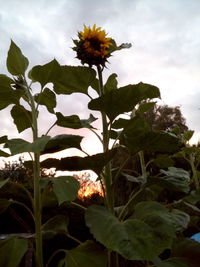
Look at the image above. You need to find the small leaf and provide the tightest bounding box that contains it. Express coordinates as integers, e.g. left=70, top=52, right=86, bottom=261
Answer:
left=104, top=73, right=118, bottom=92
left=6, top=136, right=50, bottom=155
left=0, top=237, right=28, bottom=267
left=109, top=39, right=132, bottom=53
left=7, top=40, right=29, bottom=75
left=0, top=149, right=10, bottom=157
left=34, top=88, right=56, bottom=113
left=56, top=113, right=97, bottom=129
left=41, top=149, right=117, bottom=174
left=183, top=130, right=194, bottom=142
left=54, top=66, right=96, bottom=95
left=88, top=82, right=160, bottom=121
left=153, top=155, right=174, bottom=168
left=50, top=176, right=80, bottom=205
left=0, top=74, right=20, bottom=110
left=136, top=102, right=156, bottom=114
left=10, top=105, right=32, bottom=133
left=42, top=134, right=83, bottom=154
left=60, top=240, right=107, bottom=267
left=0, top=178, right=10, bottom=189
left=0, top=135, right=8, bottom=144
left=29, top=59, right=61, bottom=87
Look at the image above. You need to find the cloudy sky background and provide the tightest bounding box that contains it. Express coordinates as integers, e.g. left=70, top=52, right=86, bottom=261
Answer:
left=0, top=0, right=200, bottom=165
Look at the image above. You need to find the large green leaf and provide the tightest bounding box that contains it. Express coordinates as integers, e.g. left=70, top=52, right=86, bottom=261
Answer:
left=54, top=66, right=96, bottom=95
left=0, top=74, right=20, bottom=110
left=148, top=167, right=190, bottom=193
left=134, top=201, right=189, bottom=232
left=34, top=87, right=56, bottom=113
left=42, top=176, right=80, bottom=205
left=0, top=237, right=28, bottom=267
left=10, top=105, right=32, bottom=133
left=6, top=136, right=50, bottom=155
left=85, top=205, right=174, bottom=261
left=59, top=241, right=107, bottom=267
left=56, top=112, right=97, bottom=129
left=41, top=149, right=117, bottom=174
left=88, top=82, right=160, bottom=121
left=7, top=40, right=29, bottom=75
left=41, top=134, right=83, bottom=154
left=29, top=59, right=61, bottom=87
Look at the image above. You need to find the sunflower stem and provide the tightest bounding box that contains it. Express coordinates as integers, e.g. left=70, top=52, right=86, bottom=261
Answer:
left=97, top=65, right=114, bottom=213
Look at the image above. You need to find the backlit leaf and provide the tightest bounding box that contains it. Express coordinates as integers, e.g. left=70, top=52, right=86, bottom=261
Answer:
left=10, top=105, right=32, bottom=133
left=34, top=88, right=56, bottom=113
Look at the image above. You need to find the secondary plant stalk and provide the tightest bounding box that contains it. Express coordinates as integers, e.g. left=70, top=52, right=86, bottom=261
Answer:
left=97, top=65, right=113, bottom=212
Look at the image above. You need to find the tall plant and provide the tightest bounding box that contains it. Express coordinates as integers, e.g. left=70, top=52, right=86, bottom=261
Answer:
left=0, top=25, right=199, bottom=267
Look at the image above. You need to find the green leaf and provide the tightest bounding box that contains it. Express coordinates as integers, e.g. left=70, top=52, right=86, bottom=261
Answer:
left=42, top=215, right=68, bottom=239
left=109, top=39, right=132, bottom=53
left=153, top=256, right=188, bottom=267
left=134, top=201, right=189, bottom=232
left=41, top=149, right=117, bottom=174
left=0, top=198, right=12, bottom=214
left=0, top=237, right=28, bottom=267
left=43, top=176, right=80, bottom=205
left=88, top=82, right=160, bottom=121
left=29, top=59, right=61, bottom=87
left=0, top=149, right=10, bottom=157
left=0, top=74, right=20, bottom=110
left=6, top=136, right=50, bottom=155
left=60, top=240, right=107, bottom=267
left=153, top=155, right=174, bottom=168
left=42, top=134, right=83, bottom=154
left=7, top=40, right=29, bottom=75
left=0, top=135, right=8, bottom=144
left=183, top=130, right=194, bottom=142
left=104, top=73, right=118, bottom=92
left=34, top=88, right=56, bottom=113
left=183, top=190, right=200, bottom=204
left=54, top=66, right=96, bottom=95
left=148, top=167, right=190, bottom=193
left=136, top=102, right=156, bottom=114
left=56, top=112, right=97, bottom=129
left=85, top=205, right=174, bottom=261
left=0, top=178, right=10, bottom=189
left=10, top=105, right=32, bottom=133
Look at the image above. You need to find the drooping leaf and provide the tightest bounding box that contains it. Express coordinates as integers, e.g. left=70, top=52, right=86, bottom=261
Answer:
left=0, top=74, right=21, bottom=110
left=42, top=215, right=69, bottom=239
left=41, top=134, right=83, bottom=154
left=59, top=241, right=107, bottom=267
left=7, top=40, right=29, bottom=75
left=6, top=136, right=50, bottom=155
left=29, top=59, right=61, bottom=87
left=0, top=237, right=28, bottom=267
left=88, top=82, right=160, bottom=121
left=56, top=112, right=97, bottom=129
left=42, top=176, right=80, bottom=205
left=54, top=66, right=96, bottom=95
left=10, top=105, right=32, bottom=133
left=85, top=205, right=174, bottom=261
left=0, top=149, right=10, bottom=157
left=34, top=87, right=56, bottom=113
left=41, top=149, right=117, bottom=174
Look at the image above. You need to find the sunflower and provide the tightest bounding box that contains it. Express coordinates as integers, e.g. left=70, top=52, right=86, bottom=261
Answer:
left=73, top=24, right=113, bottom=67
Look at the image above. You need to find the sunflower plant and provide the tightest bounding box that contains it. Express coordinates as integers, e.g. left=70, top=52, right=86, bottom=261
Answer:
left=0, top=25, right=199, bottom=267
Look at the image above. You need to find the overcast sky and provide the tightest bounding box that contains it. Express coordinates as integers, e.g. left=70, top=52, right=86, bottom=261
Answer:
left=1, top=0, right=200, bottom=164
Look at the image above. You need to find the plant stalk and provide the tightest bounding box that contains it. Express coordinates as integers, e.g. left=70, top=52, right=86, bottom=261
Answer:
left=189, top=153, right=199, bottom=190
left=97, top=65, right=113, bottom=212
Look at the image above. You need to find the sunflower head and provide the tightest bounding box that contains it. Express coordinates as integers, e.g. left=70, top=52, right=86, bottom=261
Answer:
left=73, top=24, right=113, bottom=67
